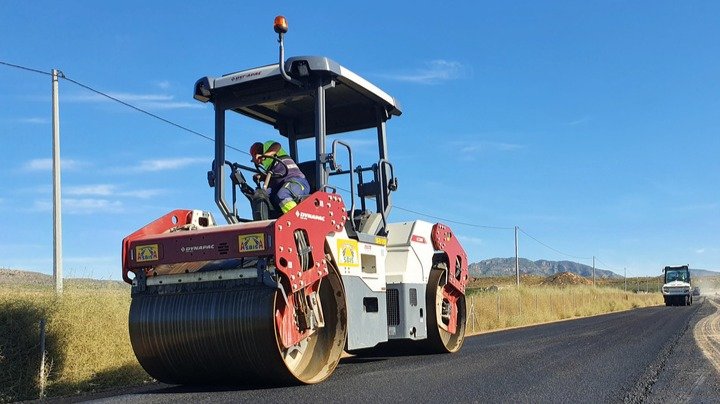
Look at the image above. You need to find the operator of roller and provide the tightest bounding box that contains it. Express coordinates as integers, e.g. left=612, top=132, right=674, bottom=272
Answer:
left=250, top=140, right=310, bottom=213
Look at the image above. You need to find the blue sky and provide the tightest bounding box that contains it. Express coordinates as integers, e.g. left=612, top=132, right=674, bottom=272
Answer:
left=1, top=1, right=718, bottom=279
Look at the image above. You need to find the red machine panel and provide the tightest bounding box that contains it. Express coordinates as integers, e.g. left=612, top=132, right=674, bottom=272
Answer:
left=122, top=210, right=274, bottom=283
left=431, top=223, right=468, bottom=294
left=272, top=192, right=346, bottom=291
left=431, top=223, right=468, bottom=334
left=273, top=192, right=347, bottom=348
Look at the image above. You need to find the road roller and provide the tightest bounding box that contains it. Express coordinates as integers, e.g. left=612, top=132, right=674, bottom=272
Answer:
left=121, top=16, right=469, bottom=385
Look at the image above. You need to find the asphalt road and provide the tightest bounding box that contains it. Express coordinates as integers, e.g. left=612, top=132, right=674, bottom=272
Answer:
left=76, top=297, right=720, bottom=403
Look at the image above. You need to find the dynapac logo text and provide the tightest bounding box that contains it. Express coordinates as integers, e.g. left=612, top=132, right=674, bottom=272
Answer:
left=230, top=71, right=262, bottom=81
left=297, top=211, right=325, bottom=222
left=180, top=244, right=215, bottom=253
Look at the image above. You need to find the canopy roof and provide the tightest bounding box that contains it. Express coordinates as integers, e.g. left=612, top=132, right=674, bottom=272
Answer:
left=194, top=56, right=402, bottom=139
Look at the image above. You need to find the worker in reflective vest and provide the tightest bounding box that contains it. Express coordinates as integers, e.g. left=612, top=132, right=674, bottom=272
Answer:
left=250, top=140, right=310, bottom=213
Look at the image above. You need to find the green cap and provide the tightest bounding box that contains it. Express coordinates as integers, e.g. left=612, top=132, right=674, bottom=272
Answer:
left=260, top=141, right=288, bottom=170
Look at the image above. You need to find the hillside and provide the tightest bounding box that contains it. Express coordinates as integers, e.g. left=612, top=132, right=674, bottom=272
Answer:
left=0, top=268, right=53, bottom=286
left=690, top=268, right=720, bottom=278
left=0, top=268, right=126, bottom=288
left=470, top=258, right=621, bottom=279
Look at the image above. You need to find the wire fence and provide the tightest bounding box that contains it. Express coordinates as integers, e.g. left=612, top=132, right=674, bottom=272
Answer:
left=0, top=303, right=51, bottom=402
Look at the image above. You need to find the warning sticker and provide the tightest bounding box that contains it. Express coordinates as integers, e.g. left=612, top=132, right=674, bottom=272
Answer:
left=411, top=235, right=427, bottom=244
left=337, top=239, right=359, bottom=267
left=136, top=244, right=159, bottom=263
left=238, top=233, right=266, bottom=252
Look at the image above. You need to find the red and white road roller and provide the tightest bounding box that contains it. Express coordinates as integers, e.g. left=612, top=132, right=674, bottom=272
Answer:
left=122, top=16, right=468, bottom=385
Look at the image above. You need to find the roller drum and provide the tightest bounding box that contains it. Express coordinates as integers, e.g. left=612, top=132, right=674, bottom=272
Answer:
left=129, top=272, right=347, bottom=385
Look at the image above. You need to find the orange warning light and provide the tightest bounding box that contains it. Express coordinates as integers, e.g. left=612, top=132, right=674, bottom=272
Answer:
left=274, top=16, right=288, bottom=34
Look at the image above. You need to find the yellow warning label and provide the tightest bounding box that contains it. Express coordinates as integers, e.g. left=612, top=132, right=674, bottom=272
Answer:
left=374, top=236, right=387, bottom=246
left=136, top=244, right=159, bottom=263
left=238, top=233, right=266, bottom=252
left=337, top=239, right=359, bottom=267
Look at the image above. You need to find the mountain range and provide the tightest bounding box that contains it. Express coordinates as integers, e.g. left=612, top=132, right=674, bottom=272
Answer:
left=469, top=258, right=621, bottom=279
left=687, top=268, right=720, bottom=278
left=469, top=258, right=720, bottom=279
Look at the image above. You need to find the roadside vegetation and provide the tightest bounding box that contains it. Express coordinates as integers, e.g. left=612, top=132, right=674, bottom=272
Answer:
left=1, top=273, right=666, bottom=402
left=0, top=281, right=151, bottom=402
left=465, top=281, right=662, bottom=334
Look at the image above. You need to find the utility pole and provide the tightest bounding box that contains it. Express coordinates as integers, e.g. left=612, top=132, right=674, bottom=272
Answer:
left=52, top=69, right=63, bottom=294
left=624, top=267, right=627, bottom=292
left=592, top=256, right=595, bottom=286
left=515, top=226, right=519, bottom=287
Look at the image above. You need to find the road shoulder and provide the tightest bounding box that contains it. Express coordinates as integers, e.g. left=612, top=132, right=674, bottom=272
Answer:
left=645, top=296, right=720, bottom=403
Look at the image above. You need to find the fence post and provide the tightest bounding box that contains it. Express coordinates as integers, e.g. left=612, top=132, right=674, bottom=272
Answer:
left=39, top=319, right=46, bottom=399
left=517, top=290, right=522, bottom=320
left=470, top=296, right=476, bottom=333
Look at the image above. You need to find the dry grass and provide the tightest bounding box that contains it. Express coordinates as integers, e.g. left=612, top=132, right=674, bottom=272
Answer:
left=465, top=285, right=663, bottom=334
left=468, top=274, right=665, bottom=292
left=0, top=282, right=150, bottom=402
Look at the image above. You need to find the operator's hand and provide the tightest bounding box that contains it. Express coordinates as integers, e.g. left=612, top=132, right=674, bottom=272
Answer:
left=253, top=173, right=263, bottom=185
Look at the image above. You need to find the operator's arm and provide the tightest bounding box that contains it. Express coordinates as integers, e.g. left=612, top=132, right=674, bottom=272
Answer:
left=253, top=142, right=283, bottom=187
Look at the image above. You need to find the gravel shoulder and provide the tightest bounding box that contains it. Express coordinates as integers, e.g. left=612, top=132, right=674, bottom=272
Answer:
left=646, top=296, right=720, bottom=403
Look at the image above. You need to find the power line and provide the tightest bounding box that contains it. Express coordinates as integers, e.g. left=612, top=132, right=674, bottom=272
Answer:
left=330, top=184, right=513, bottom=230
left=594, top=257, right=615, bottom=272
left=0, top=61, right=52, bottom=76
left=0, top=60, right=248, bottom=155
left=60, top=75, right=232, bottom=149
left=4, top=61, right=508, bottom=232
left=518, top=227, right=590, bottom=260
left=1, top=60, right=603, bottom=263
left=393, top=206, right=514, bottom=230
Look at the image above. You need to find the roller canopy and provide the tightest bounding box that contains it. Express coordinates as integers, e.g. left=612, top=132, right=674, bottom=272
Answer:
left=194, top=56, right=402, bottom=139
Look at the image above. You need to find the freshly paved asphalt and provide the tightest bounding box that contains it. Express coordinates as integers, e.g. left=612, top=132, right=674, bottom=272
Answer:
left=75, top=297, right=720, bottom=403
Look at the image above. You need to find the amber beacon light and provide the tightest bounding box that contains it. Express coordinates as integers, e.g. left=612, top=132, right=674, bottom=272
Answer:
left=274, top=16, right=288, bottom=34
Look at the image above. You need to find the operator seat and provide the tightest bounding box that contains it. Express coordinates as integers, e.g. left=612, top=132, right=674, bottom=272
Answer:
left=296, top=161, right=318, bottom=193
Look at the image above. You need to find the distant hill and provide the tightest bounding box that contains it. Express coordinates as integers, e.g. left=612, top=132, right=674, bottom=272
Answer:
left=0, top=268, right=53, bottom=286
left=652, top=268, right=720, bottom=278
left=0, top=268, right=126, bottom=288
left=690, top=268, right=720, bottom=278
left=469, top=258, right=621, bottom=279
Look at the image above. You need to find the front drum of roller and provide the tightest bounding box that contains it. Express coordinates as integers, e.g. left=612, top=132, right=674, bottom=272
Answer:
left=129, top=271, right=347, bottom=385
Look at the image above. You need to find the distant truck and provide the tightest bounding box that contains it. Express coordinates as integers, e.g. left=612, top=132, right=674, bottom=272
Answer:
left=661, top=265, right=692, bottom=306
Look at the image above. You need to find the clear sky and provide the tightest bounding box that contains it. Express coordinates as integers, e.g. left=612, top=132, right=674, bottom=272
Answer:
left=1, top=1, right=718, bottom=280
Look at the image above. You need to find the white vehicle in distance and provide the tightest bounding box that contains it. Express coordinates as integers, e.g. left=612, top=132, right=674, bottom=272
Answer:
left=662, top=265, right=692, bottom=306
